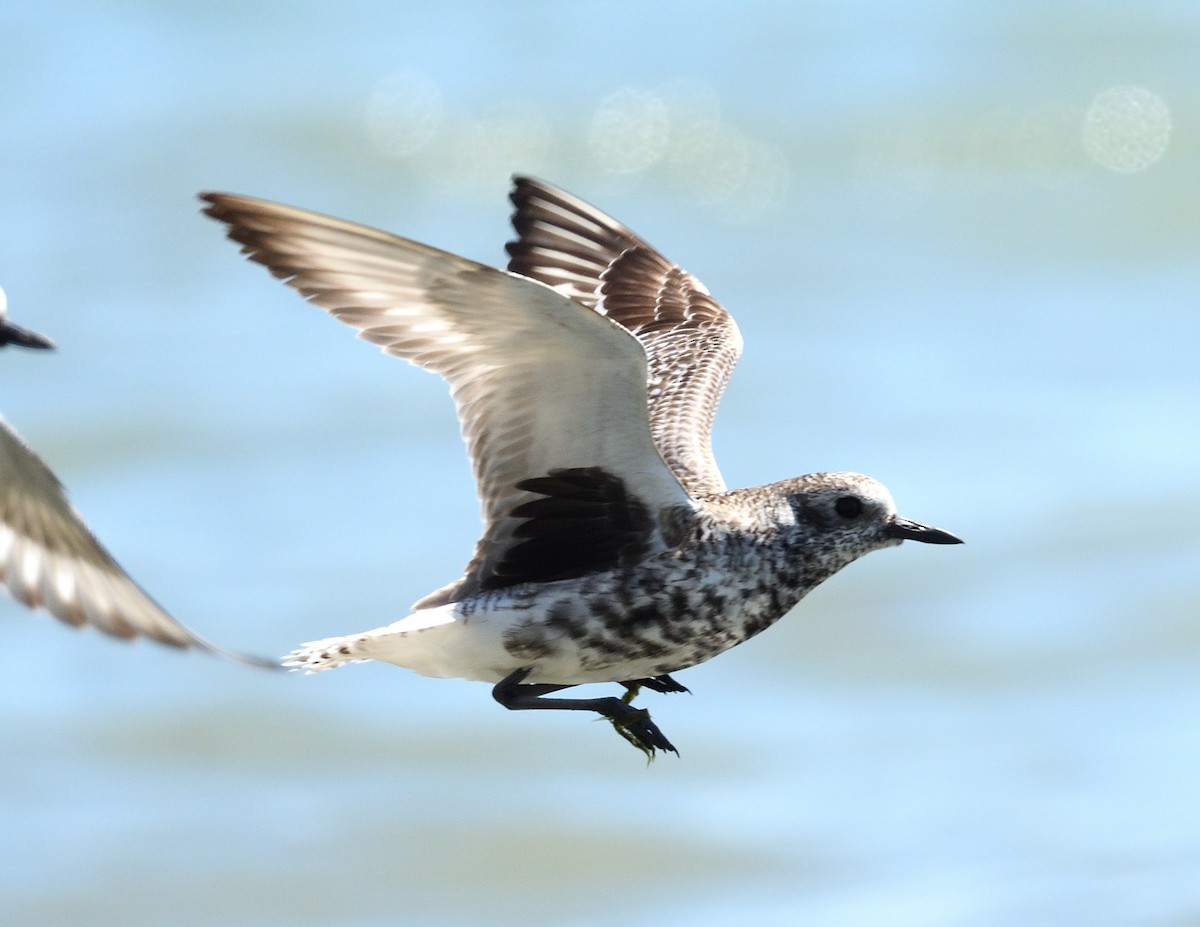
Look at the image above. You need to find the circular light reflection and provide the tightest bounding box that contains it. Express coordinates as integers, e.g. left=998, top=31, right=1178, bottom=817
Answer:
left=367, top=74, right=789, bottom=223
left=1082, top=86, right=1171, bottom=173
left=584, top=78, right=787, bottom=220
left=588, top=87, right=669, bottom=175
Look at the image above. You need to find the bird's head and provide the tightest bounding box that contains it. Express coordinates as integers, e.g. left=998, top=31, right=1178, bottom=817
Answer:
left=779, top=471, right=962, bottom=565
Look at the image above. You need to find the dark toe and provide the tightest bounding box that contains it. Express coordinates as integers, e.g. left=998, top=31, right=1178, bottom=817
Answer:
left=615, top=707, right=678, bottom=757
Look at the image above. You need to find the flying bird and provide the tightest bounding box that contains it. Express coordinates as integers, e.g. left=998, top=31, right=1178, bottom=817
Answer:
left=0, top=286, right=273, bottom=667
left=201, top=178, right=961, bottom=756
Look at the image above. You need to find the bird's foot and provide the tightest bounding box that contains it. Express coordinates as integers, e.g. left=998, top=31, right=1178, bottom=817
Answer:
left=492, top=668, right=679, bottom=759
left=607, top=705, right=678, bottom=761
left=625, top=673, right=690, bottom=695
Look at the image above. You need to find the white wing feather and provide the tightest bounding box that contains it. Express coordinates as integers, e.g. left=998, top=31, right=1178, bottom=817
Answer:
left=200, top=193, right=694, bottom=603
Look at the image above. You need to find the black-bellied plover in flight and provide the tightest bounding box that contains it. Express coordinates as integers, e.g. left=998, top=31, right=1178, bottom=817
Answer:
left=0, top=286, right=273, bottom=666
left=202, top=177, right=961, bottom=756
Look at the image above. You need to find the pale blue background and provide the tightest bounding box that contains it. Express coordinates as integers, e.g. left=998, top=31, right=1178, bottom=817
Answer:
left=1, top=3, right=1197, bottom=925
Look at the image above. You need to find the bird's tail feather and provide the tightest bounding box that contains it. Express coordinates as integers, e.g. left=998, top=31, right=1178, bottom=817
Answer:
left=282, top=633, right=376, bottom=673
left=282, top=606, right=460, bottom=674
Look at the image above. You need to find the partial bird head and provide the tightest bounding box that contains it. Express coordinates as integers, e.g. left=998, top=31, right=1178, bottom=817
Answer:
left=0, top=286, right=55, bottom=350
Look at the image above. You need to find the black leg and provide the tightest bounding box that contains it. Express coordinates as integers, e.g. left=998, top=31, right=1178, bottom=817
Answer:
left=493, top=668, right=678, bottom=757
left=621, top=673, right=690, bottom=695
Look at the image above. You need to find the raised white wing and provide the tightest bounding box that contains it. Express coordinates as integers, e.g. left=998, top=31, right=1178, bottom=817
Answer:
left=506, top=177, right=743, bottom=495
left=201, top=193, right=695, bottom=606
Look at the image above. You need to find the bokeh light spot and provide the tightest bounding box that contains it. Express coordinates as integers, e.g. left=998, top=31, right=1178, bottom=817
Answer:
left=1082, top=86, right=1170, bottom=173
left=588, top=87, right=669, bottom=175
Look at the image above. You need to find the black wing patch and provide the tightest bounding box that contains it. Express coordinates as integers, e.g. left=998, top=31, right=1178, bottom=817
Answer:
left=482, top=467, right=655, bottom=590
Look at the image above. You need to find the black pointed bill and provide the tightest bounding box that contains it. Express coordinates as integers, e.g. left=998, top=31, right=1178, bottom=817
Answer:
left=0, top=319, right=55, bottom=350
left=884, top=516, right=963, bottom=545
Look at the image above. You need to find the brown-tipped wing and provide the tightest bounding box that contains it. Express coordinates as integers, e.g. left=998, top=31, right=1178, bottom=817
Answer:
left=0, top=418, right=270, bottom=664
left=506, top=177, right=743, bottom=495
left=200, top=193, right=694, bottom=606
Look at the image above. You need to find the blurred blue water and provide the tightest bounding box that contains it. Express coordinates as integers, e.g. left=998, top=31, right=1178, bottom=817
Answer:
left=1, top=2, right=1198, bottom=925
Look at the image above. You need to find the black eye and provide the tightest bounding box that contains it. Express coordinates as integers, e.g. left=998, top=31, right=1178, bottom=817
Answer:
left=835, top=496, right=864, bottom=519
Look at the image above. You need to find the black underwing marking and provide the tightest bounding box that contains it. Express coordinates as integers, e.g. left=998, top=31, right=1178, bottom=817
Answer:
left=483, top=467, right=654, bottom=590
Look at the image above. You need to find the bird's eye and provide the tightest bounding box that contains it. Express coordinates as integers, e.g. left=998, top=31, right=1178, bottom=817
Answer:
left=835, top=496, right=864, bottom=519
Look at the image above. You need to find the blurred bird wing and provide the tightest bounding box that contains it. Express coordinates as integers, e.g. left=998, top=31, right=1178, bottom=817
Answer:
left=0, top=418, right=270, bottom=664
